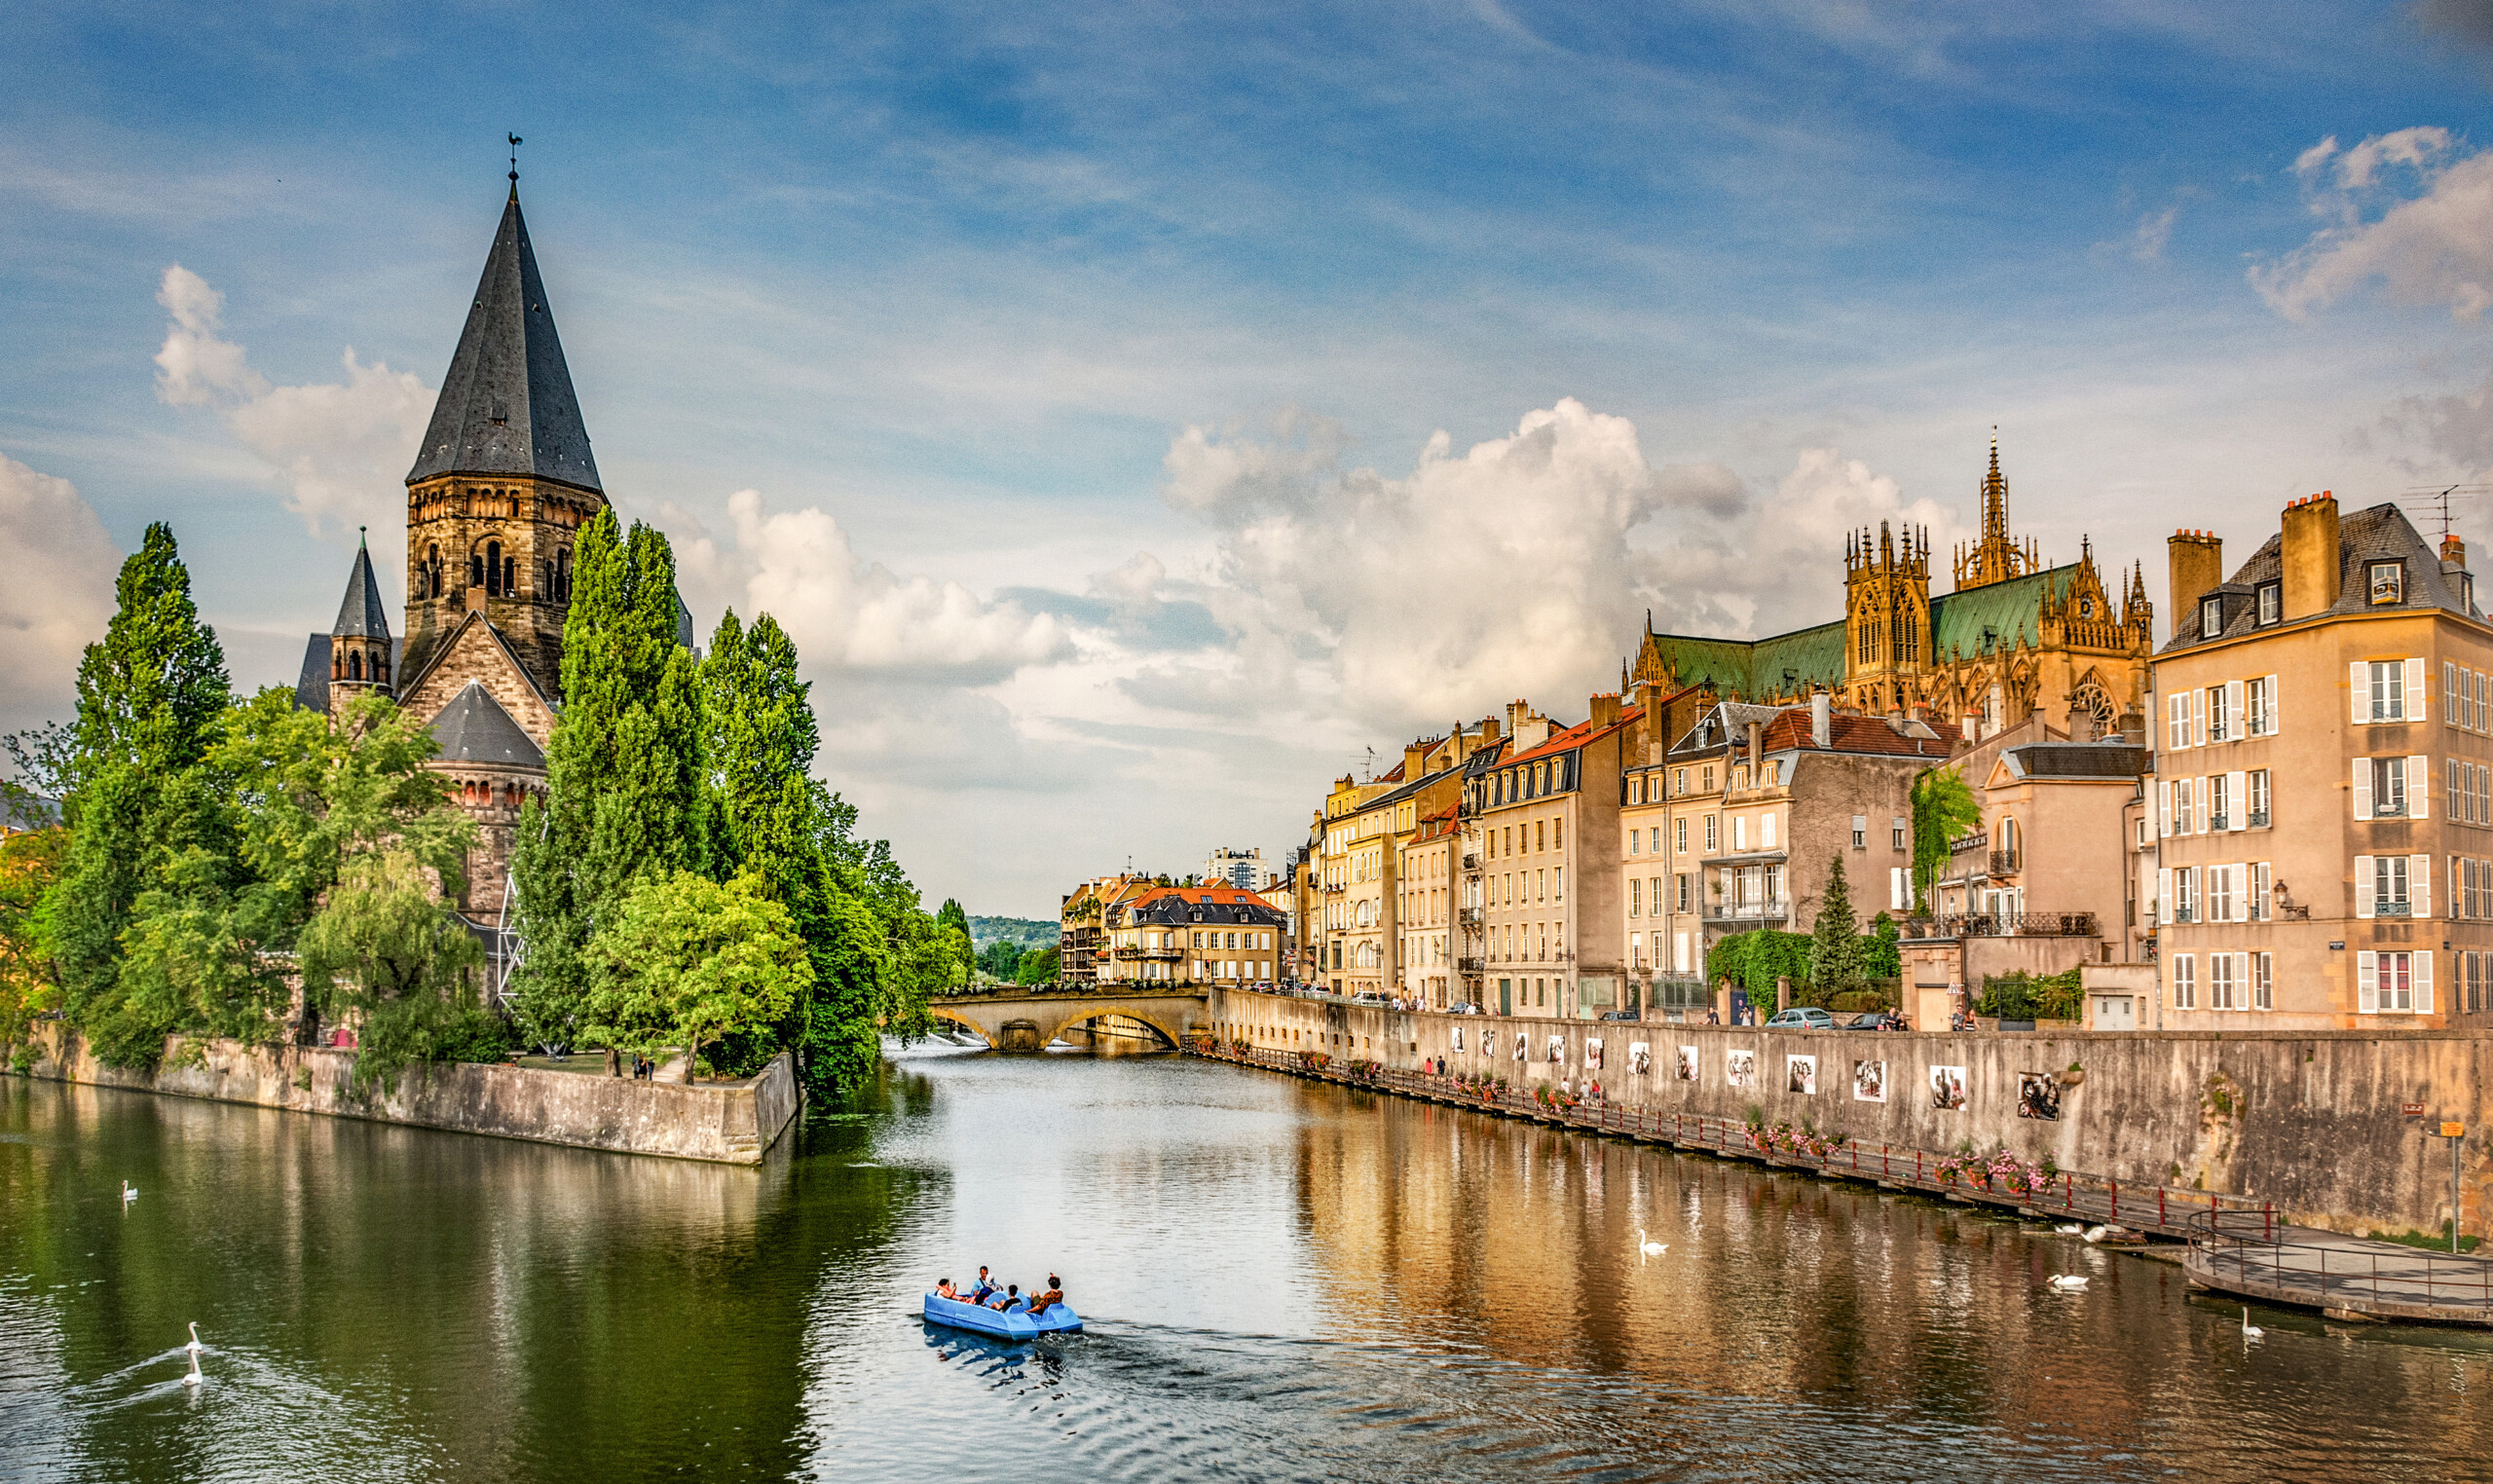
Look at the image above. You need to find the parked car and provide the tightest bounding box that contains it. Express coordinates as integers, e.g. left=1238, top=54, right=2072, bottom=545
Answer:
left=1763, top=1007, right=1837, bottom=1030
left=1350, top=991, right=1389, bottom=1007
left=1599, top=1008, right=1642, bottom=1022
left=1448, top=1001, right=1484, bottom=1016
left=1842, top=1011, right=1903, bottom=1031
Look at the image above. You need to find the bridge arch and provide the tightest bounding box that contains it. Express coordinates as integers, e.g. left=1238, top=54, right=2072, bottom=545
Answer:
left=919, top=993, right=1205, bottom=1053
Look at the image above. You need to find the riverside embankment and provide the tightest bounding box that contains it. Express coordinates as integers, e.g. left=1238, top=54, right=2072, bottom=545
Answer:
left=17, top=1024, right=800, bottom=1165
left=1209, top=986, right=2493, bottom=1238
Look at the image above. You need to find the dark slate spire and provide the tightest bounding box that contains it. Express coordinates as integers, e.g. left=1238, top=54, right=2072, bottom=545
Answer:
left=406, top=187, right=602, bottom=492
left=332, top=528, right=391, bottom=639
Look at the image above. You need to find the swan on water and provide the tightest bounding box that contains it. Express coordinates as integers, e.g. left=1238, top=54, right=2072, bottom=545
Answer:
left=2047, top=1275, right=2089, bottom=1291
left=2082, top=1225, right=2111, bottom=1243
left=182, top=1350, right=203, bottom=1389
left=2242, top=1307, right=2264, bottom=1341
left=186, top=1322, right=204, bottom=1356
left=123, top=1181, right=137, bottom=1206
left=1636, top=1228, right=1668, bottom=1263
left=2055, top=1223, right=2083, bottom=1235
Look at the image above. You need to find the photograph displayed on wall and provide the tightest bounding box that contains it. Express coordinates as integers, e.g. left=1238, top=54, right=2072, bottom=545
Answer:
left=2019, top=1072, right=2062, bottom=1121
left=1585, top=1038, right=1604, bottom=1070
left=1931, top=1065, right=1968, bottom=1110
left=1787, top=1054, right=1817, bottom=1094
left=1676, top=1046, right=1700, bottom=1083
left=1451, top=1026, right=1464, bottom=1053
left=1852, top=1058, right=1886, bottom=1102
left=1546, top=1035, right=1566, bottom=1064
left=1514, top=1033, right=1527, bottom=1062
left=1629, top=1042, right=1652, bottom=1075
left=1727, top=1049, right=1757, bottom=1087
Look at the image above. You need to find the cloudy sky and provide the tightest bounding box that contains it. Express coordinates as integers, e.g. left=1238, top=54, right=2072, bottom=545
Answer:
left=9, top=2, right=2493, bottom=915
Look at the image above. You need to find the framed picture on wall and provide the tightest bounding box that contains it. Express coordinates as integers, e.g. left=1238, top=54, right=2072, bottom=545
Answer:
left=2018, top=1072, right=2061, bottom=1121
left=1676, top=1046, right=1699, bottom=1082
left=1450, top=1026, right=1464, bottom=1053
left=1931, top=1065, right=1967, bottom=1110
left=1727, top=1049, right=1756, bottom=1088
left=1852, top=1058, right=1885, bottom=1102
left=1787, top=1054, right=1817, bottom=1094
left=1585, top=1038, right=1603, bottom=1071
left=1546, top=1035, right=1566, bottom=1063
left=1629, top=1042, right=1652, bottom=1075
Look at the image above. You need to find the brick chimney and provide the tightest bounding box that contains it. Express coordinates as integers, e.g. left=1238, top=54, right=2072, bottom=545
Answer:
left=1403, top=741, right=1427, bottom=779
left=2168, top=527, right=2225, bottom=640
left=1810, top=690, right=1832, bottom=749
left=2444, top=532, right=2474, bottom=612
left=2280, top=493, right=2341, bottom=621
left=1589, top=691, right=1620, bottom=729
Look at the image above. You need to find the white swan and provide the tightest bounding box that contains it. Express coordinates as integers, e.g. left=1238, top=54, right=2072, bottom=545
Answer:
left=182, top=1350, right=203, bottom=1389
left=2047, top=1275, right=2090, bottom=1291
left=2055, top=1223, right=2083, bottom=1235
left=122, top=1181, right=137, bottom=1206
left=2082, top=1225, right=2111, bottom=1243
left=2242, top=1307, right=2264, bottom=1341
left=1636, top=1228, right=1668, bottom=1263
left=186, top=1322, right=204, bottom=1356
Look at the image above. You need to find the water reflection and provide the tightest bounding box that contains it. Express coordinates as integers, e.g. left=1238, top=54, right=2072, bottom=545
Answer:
left=6, top=1054, right=2493, bottom=1481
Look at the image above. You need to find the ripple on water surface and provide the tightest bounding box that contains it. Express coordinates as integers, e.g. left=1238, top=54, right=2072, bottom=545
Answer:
left=4, top=1056, right=2493, bottom=1481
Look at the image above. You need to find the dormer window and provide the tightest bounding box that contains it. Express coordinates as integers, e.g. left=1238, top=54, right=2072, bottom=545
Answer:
left=2200, top=597, right=2222, bottom=640
left=2370, top=561, right=2404, bottom=606
left=2257, top=581, right=2280, bottom=626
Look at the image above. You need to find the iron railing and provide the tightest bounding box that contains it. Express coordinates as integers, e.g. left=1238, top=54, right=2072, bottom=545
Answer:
left=1934, top=911, right=2097, bottom=938
left=1703, top=899, right=1791, bottom=922
left=1990, top=849, right=2020, bottom=874
left=2186, top=1208, right=2493, bottom=1317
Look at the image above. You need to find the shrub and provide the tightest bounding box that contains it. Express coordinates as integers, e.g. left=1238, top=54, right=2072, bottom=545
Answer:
left=1975, top=968, right=2082, bottom=1021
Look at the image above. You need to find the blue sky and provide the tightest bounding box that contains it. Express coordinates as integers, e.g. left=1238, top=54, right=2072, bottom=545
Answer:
left=9, top=1, right=2493, bottom=914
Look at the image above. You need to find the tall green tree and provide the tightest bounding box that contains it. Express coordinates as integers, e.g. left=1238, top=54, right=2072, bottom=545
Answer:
left=1012, top=945, right=1060, bottom=985
left=295, top=848, right=487, bottom=1090
left=581, top=871, right=809, bottom=1085
left=1808, top=854, right=1861, bottom=995
left=38, top=523, right=231, bottom=1021
left=510, top=510, right=708, bottom=1044
left=936, top=898, right=972, bottom=988
left=1909, top=765, right=1983, bottom=914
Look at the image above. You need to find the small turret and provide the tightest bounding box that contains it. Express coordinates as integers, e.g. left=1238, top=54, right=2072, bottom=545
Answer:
left=327, top=528, right=394, bottom=721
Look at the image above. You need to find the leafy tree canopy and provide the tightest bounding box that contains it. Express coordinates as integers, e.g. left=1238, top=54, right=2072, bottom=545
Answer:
left=581, top=871, right=809, bottom=1082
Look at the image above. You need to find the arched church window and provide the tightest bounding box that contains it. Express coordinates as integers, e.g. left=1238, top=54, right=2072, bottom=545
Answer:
left=486, top=540, right=503, bottom=597
left=470, top=550, right=485, bottom=589
left=349, top=651, right=363, bottom=682
left=556, top=548, right=571, bottom=602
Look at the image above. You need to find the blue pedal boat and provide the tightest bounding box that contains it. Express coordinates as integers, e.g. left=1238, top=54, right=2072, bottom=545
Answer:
left=922, top=1291, right=1083, bottom=1339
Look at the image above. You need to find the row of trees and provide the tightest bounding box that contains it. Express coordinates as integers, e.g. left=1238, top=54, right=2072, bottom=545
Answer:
left=973, top=938, right=1060, bottom=984
left=1, top=513, right=961, bottom=1097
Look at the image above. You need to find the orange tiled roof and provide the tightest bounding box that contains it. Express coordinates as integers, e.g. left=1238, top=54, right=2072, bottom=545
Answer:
left=1502, top=705, right=1643, bottom=768
left=1757, top=708, right=1948, bottom=759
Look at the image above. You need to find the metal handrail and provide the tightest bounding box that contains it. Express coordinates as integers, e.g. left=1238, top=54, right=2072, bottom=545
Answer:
left=2188, top=1210, right=2493, bottom=1314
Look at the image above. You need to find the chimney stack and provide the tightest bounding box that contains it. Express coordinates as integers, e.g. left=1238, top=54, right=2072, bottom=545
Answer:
left=1404, top=741, right=1427, bottom=779
left=2444, top=532, right=2474, bottom=612
left=1810, top=691, right=1832, bottom=749
left=2168, top=527, right=2225, bottom=640
left=1590, top=691, right=1620, bottom=729
left=2280, top=493, right=2341, bottom=621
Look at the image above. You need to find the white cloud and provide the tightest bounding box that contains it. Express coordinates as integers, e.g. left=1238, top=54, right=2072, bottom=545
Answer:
left=1118, top=399, right=1963, bottom=738
left=0, top=454, right=120, bottom=738
left=151, top=265, right=432, bottom=534
left=669, top=487, right=1074, bottom=682
left=2131, top=204, right=2179, bottom=262
left=2253, top=128, right=2493, bottom=322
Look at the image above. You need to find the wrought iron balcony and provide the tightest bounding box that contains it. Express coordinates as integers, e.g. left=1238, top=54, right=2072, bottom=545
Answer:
left=2376, top=900, right=2413, bottom=918
left=1458, top=907, right=1483, bottom=926
left=1990, top=849, right=2020, bottom=874
left=2248, top=809, right=2271, bottom=828
left=1934, top=910, right=2100, bottom=938
left=1457, top=956, right=1485, bottom=973
left=1701, top=899, right=1791, bottom=923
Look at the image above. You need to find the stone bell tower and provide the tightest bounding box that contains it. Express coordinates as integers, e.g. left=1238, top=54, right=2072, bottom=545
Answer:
left=398, top=174, right=609, bottom=700
left=326, top=527, right=394, bottom=721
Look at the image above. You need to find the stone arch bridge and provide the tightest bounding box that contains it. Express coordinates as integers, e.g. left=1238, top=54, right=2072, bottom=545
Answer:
left=929, top=989, right=1209, bottom=1053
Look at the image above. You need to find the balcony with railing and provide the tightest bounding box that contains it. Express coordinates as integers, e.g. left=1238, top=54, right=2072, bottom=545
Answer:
left=1932, top=910, right=2100, bottom=939
left=1990, top=848, right=2020, bottom=875
left=2375, top=899, right=2412, bottom=918
left=1462, top=852, right=1481, bottom=871
left=1458, top=955, right=1485, bottom=974
left=1458, top=906, right=1483, bottom=926
left=2248, top=809, right=2271, bottom=828
left=1703, top=898, right=1791, bottom=923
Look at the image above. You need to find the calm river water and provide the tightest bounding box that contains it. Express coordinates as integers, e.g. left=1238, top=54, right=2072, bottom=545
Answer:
left=5, top=1046, right=2492, bottom=1482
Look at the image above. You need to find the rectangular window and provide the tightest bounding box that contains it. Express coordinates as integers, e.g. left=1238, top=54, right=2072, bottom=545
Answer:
left=1675, top=818, right=1688, bottom=854
left=2172, top=954, right=2196, bottom=1010
left=2365, top=659, right=2408, bottom=723
left=1553, top=868, right=1563, bottom=902
left=2211, top=951, right=2238, bottom=1011
left=2370, top=561, right=2403, bottom=605
left=1890, top=867, right=1909, bottom=910
left=2201, top=596, right=2223, bottom=640
left=1630, top=775, right=1644, bottom=804
left=1762, top=812, right=1778, bottom=848
left=2207, top=685, right=2230, bottom=742
left=2208, top=864, right=2236, bottom=923
left=2251, top=861, right=2271, bottom=921
left=1892, top=817, right=1908, bottom=850
left=2254, top=951, right=2273, bottom=1011
left=2249, top=768, right=2271, bottom=826
left=1732, top=815, right=1748, bottom=851
left=2375, top=854, right=2412, bottom=916
left=2359, top=756, right=2410, bottom=818
left=1851, top=814, right=1868, bottom=849
left=2258, top=582, right=2280, bottom=625
left=1675, top=874, right=1692, bottom=912
left=2168, top=692, right=2191, bottom=751
left=2210, top=773, right=2231, bottom=831
left=2175, top=776, right=2197, bottom=834
left=1704, top=816, right=1718, bottom=852
left=1674, top=767, right=1688, bottom=795
left=2449, top=662, right=2460, bottom=728
left=2362, top=950, right=2417, bottom=1012
left=2174, top=866, right=2199, bottom=922
left=2248, top=675, right=2277, bottom=736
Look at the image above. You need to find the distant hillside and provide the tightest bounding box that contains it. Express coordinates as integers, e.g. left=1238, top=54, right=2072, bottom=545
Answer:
left=969, top=915, right=1057, bottom=949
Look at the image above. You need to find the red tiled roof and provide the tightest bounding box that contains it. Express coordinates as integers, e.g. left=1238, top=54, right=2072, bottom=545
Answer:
left=1758, top=709, right=1947, bottom=759
left=1502, top=705, right=1644, bottom=768
left=1128, top=885, right=1273, bottom=909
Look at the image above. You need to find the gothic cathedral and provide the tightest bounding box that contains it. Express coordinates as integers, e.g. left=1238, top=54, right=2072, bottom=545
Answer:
left=1633, top=437, right=2153, bottom=738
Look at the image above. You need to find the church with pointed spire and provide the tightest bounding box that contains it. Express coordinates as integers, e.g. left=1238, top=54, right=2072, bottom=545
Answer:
left=294, top=174, right=614, bottom=928
left=1630, top=435, right=2154, bottom=740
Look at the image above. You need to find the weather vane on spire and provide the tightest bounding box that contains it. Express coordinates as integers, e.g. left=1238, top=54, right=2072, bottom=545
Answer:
left=507, top=133, right=523, bottom=185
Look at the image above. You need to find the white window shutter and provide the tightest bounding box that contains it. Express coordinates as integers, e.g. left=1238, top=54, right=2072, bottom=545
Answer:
left=2418, top=951, right=2436, bottom=1014
left=2414, top=854, right=2433, bottom=917
left=2233, top=864, right=2250, bottom=921
left=2359, top=950, right=2380, bottom=1014
left=2234, top=952, right=2251, bottom=1010
left=2226, top=680, right=2244, bottom=739
left=2158, top=781, right=2172, bottom=836
left=2357, top=855, right=2376, bottom=918
left=2354, top=759, right=2372, bottom=820
left=2227, top=771, right=2248, bottom=831
left=2157, top=868, right=2173, bottom=924
left=2408, top=657, right=2429, bottom=723
left=2264, top=674, right=2281, bottom=736
left=2411, top=756, right=2430, bottom=819
left=2353, top=661, right=2369, bottom=723
left=2192, top=688, right=2207, bottom=745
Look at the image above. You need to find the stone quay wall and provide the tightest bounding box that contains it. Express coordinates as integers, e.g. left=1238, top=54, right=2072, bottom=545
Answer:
left=19, top=1026, right=800, bottom=1166
left=1209, top=987, right=2493, bottom=1237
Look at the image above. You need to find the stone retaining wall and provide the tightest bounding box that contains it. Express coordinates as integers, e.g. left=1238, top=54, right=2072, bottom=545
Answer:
left=17, top=1026, right=800, bottom=1166
left=1209, top=987, right=2493, bottom=1236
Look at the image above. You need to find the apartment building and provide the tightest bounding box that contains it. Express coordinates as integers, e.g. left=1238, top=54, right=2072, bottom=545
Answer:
left=1649, top=693, right=1946, bottom=1015
left=1059, top=873, right=1151, bottom=986
left=1464, top=693, right=1637, bottom=1019
left=2154, top=494, right=2490, bottom=1029
left=1398, top=809, right=1460, bottom=1005
left=1101, top=886, right=1287, bottom=987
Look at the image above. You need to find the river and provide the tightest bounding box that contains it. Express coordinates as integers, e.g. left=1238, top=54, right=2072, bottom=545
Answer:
left=3, top=1045, right=2490, bottom=1482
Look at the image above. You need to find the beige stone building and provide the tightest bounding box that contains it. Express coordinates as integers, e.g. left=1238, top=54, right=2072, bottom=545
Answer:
left=1397, top=809, right=1460, bottom=1005
left=1101, top=886, right=1285, bottom=987
left=2153, top=493, right=2490, bottom=1029
left=1463, top=695, right=1637, bottom=1019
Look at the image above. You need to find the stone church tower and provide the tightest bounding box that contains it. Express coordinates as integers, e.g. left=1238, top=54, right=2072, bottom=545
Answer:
left=297, top=176, right=606, bottom=935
